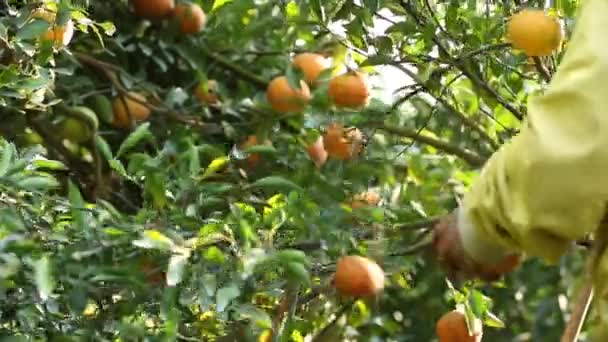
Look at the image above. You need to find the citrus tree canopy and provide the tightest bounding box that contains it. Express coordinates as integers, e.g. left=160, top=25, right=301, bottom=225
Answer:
left=0, top=0, right=586, bottom=341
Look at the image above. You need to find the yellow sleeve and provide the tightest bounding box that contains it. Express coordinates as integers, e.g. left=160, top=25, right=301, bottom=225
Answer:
left=462, top=0, right=608, bottom=265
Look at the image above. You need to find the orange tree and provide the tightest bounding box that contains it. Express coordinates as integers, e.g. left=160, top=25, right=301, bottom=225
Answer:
left=0, top=0, right=588, bottom=341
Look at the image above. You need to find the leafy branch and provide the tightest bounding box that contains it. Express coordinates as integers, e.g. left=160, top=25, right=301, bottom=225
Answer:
left=374, top=123, right=486, bottom=167
left=400, top=0, right=524, bottom=121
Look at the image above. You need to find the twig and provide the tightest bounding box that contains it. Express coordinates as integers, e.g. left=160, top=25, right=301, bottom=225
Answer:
left=376, top=124, right=486, bottom=167
left=388, top=237, right=433, bottom=257
left=399, top=0, right=524, bottom=121
left=532, top=56, right=552, bottom=83
left=393, top=216, right=440, bottom=230
left=390, top=63, right=500, bottom=151
left=199, top=47, right=268, bottom=89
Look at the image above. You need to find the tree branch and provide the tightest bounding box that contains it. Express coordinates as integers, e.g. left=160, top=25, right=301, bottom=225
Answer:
left=532, top=56, right=552, bottom=83
left=399, top=0, right=524, bottom=121
left=376, top=124, right=485, bottom=167
left=390, top=63, right=500, bottom=152
left=73, top=52, right=222, bottom=133
left=199, top=48, right=268, bottom=89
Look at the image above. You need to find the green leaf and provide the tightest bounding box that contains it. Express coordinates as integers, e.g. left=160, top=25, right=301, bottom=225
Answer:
left=116, top=122, right=153, bottom=158
left=484, top=310, right=506, bottom=328
left=33, top=255, right=55, bottom=301
left=16, top=20, right=51, bottom=40
left=167, top=254, right=188, bottom=287
left=216, top=284, right=240, bottom=312
left=362, top=0, right=379, bottom=12
left=285, top=261, right=310, bottom=286
left=202, top=274, right=217, bottom=296
left=0, top=143, right=15, bottom=177
left=133, top=230, right=175, bottom=251
left=95, top=135, right=113, bottom=160
left=32, top=159, right=67, bottom=171
left=285, top=63, right=305, bottom=90
left=248, top=176, right=305, bottom=193
left=68, top=180, right=87, bottom=231
left=108, top=159, right=128, bottom=177
left=16, top=176, right=60, bottom=191
left=145, top=172, right=167, bottom=209
left=201, top=156, right=229, bottom=180
left=275, top=249, right=311, bottom=268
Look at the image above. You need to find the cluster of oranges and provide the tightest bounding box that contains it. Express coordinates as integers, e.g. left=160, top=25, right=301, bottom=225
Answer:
left=131, top=0, right=207, bottom=35
left=265, top=52, right=371, bottom=168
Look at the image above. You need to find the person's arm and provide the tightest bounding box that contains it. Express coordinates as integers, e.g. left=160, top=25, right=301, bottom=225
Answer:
left=436, top=0, right=608, bottom=276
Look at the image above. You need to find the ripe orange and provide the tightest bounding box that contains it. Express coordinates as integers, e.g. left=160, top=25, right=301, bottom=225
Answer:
left=112, top=92, right=151, bottom=129
left=292, top=52, right=331, bottom=85
left=131, top=0, right=175, bottom=19
left=436, top=310, right=483, bottom=342
left=351, top=191, right=380, bottom=209
left=328, top=72, right=370, bottom=109
left=241, top=135, right=271, bottom=168
left=306, top=136, right=328, bottom=168
left=322, top=123, right=364, bottom=161
left=507, top=9, right=562, bottom=56
left=334, top=255, right=384, bottom=297
left=266, top=76, right=311, bottom=113
left=31, top=8, right=74, bottom=46
left=173, top=3, right=207, bottom=34
left=195, top=80, right=219, bottom=105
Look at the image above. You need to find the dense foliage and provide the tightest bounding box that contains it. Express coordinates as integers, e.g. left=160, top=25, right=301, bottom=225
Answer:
left=0, top=0, right=589, bottom=341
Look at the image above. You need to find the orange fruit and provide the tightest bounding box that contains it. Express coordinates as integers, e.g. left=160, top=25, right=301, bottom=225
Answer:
left=241, top=135, right=271, bottom=168
left=507, top=9, right=562, bottom=56
left=322, top=123, right=364, bottom=161
left=131, top=0, right=175, bottom=19
left=292, top=52, right=331, bottom=85
left=334, top=255, right=384, bottom=297
left=306, top=136, right=328, bottom=168
left=31, top=8, right=74, bottom=46
left=266, top=76, right=311, bottom=113
left=173, top=3, right=207, bottom=34
left=112, top=92, right=151, bottom=129
left=328, top=72, right=370, bottom=109
left=436, top=310, right=483, bottom=342
left=195, top=80, right=219, bottom=105
left=351, top=191, right=380, bottom=209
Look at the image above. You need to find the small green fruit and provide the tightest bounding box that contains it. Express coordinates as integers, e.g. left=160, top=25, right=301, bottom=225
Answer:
left=57, top=117, right=91, bottom=143
left=86, top=95, right=114, bottom=124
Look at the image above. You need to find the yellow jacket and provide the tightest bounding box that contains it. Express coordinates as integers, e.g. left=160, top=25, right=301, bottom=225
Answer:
left=460, top=0, right=608, bottom=337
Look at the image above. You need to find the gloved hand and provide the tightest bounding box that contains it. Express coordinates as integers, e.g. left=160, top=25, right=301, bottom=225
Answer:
left=432, top=208, right=522, bottom=282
